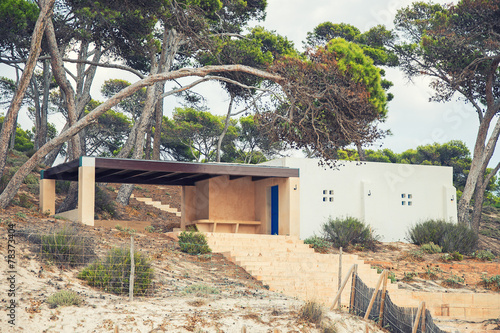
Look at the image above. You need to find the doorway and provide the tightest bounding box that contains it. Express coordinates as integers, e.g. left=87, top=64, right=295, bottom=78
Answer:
left=271, top=185, right=279, bottom=235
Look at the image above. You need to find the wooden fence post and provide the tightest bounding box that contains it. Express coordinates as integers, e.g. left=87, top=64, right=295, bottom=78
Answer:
left=364, top=270, right=386, bottom=320
left=412, top=301, right=424, bottom=333
left=338, top=247, right=342, bottom=310
left=330, top=264, right=356, bottom=310
left=421, top=302, right=426, bottom=333
left=378, top=271, right=388, bottom=326
left=349, top=264, right=358, bottom=313
left=129, top=235, right=135, bottom=302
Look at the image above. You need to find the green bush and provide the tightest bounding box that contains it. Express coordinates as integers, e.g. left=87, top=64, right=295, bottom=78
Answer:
left=441, top=251, right=463, bottom=261
left=78, top=247, right=154, bottom=296
left=481, top=274, right=500, bottom=291
left=47, top=290, right=82, bottom=308
left=420, top=242, right=442, bottom=254
left=473, top=250, right=495, bottom=261
left=178, top=231, right=211, bottom=255
left=19, top=224, right=95, bottom=267
left=406, top=219, right=478, bottom=254
left=303, top=236, right=330, bottom=253
left=321, top=216, right=379, bottom=250
left=55, top=180, right=70, bottom=194
left=442, top=274, right=464, bottom=288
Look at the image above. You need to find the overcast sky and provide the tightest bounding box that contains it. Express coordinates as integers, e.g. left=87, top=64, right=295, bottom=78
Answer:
left=8, top=0, right=500, bottom=165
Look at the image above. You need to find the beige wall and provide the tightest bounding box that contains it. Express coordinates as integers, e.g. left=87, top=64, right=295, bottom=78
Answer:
left=181, top=175, right=300, bottom=237
left=208, top=176, right=255, bottom=221
left=39, top=178, right=55, bottom=215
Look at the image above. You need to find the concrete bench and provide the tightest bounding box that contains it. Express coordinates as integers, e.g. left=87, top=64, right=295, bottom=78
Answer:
left=189, top=219, right=261, bottom=233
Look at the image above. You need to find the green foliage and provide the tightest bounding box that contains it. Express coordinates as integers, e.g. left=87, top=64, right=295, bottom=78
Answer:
left=326, top=38, right=387, bottom=117
left=17, top=193, right=32, bottom=209
left=407, top=219, right=478, bottom=254
left=442, top=274, right=465, bottom=288
left=481, top=274, right=500, bottom=291
left=182, top=284, right=220, bottom=296
left=402, top=272, right=417, bottom=282
left=178, top=231, right=211, bottom=255
left=303, top=236, right=330, bottom=253
left=299, top=301, right=324, bottom=326
left=441, top=252, right=463, bottom=262
left=47, top=290, right=82, bottom=308
left=55, top=180, right=70, bottom=194
left=144, top=226, right=155, bottom=233
left=423, top=266, right=443, bottom=280
left=473, top=250, right=495, bottom=261
left=20, top=225, right=95, bottom=267
left=78, top=247, right=153, bottom=296
left=420, top=242, right=442, bottom=254
left=115, top=225, right=135, bottom=235
left=321, top=216, right=379, bottom=250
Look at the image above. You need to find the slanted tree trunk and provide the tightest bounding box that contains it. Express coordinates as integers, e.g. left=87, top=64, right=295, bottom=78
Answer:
left=152, top=86, right=164, bottom=161
left=0, top=64, right=284, bottom=209
left=216, top=93, right=235, bottom=162
left=0, top=0, right=55, bottom=178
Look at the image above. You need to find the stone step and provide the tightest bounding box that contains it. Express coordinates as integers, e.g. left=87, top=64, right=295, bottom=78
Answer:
left=131, top=195, right=181, bottom=216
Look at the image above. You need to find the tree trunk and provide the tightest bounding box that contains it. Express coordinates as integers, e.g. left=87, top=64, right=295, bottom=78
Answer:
left=152, top=85, right=164, bottom=160
left=0, top=0, right=55, bottom=178
left=216, top=94, right=235, bottom=162
left=458, top=115, right=500, bottom=226
left=0, top=64, right=284, bottom=208
left=356, top=142, right=366, bottom=161
left=40, top=58, right=50, bottom=147
left=55, top=182, right=78, bottom=213
left=45, top=18, right=81, bottom=160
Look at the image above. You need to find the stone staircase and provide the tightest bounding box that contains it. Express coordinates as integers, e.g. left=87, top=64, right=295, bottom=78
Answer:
left=204, top=233, right=500, bottom=333
left=130, top=194, right=181, bottom=217
left=204, top=232, right=398, bottom=306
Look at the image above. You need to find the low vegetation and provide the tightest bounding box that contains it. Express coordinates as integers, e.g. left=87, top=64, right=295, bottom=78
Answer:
left=406, top=219, right=478, bottom=254
left=481, top=274, right=500, bottom=291
left=47, top=290, right=82, bottom=308
left=303, top=235, right=330, bottom=253
left=321, top=216, right=379, bottom=250
left=420, top=242, right=442, bottom=254
left=182, top=284, right=220, bottom=296
left=178, top=231, right=212, bottom=255
left=19, top=224, right=95, bottom=267
left=78, top=247, right=154, bottom=296
left=473, top=250, right=495, bottom=261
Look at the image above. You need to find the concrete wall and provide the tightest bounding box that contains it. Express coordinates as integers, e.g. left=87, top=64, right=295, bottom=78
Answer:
left=262, top=158, right=457, bottom=241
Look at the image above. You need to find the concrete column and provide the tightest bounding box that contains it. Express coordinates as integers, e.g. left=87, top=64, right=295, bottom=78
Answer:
left=39, top=172, right=55, bottom=215
left=78, top=157, right=95, bottom=226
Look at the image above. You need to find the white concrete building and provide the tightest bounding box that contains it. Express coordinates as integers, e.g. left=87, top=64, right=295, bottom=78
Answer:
left=262, top=158, right=458, bottom=242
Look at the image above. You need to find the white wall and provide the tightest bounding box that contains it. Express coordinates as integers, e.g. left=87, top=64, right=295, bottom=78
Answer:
left=262, top=158, right=458, bottom=242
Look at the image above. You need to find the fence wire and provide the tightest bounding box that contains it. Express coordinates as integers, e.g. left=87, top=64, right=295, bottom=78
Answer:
left=351, top=274, right=446, bottom=333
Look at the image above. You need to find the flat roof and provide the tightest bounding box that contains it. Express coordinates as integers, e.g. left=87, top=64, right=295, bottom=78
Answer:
left=41, top=157, right=299, bottom=186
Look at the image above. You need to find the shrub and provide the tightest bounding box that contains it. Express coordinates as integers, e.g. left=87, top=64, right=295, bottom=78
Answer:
left=441, top=252, right=463, bottom=262
left=402, top=272, right=417, bottom=282
left=299, top=301, right=324, bottom=326
left=406, top=219, right=478, bottom=254
left=442, top=274, right=464, bottom=288
left=47, top=290, right=82, bottom=308
left=420, top=242, right=442, bottom=254
left=55, top=180, right=70, bottom=194
left=321, top=216, right=378, bottom=250
left=481, top=274, right=500, bottom=291
left=78, top=247, right=154, bottom=296
left=473, top=250, right=495, bottom=261
left=303, top=236, right=330, bottom=253
left=19, top=224, right=95, bottom=267
left=178, top=231, right=211, bottom=255
left=144, top=226, right=155, bottom=233
left=183, top=284, right=220, bottom=296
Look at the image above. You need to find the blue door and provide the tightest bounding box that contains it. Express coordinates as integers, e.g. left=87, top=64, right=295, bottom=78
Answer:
left=271, top=185, right=279, bottom=235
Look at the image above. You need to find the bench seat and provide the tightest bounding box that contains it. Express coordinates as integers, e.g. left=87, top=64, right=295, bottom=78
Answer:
left=188, top=219, right=261, bottom=233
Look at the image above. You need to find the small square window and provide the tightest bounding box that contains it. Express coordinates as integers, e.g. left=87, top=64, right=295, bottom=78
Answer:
left=402, top=201, right=406, bottom=205
left=323, top=197, right=327, bottom=202
left=323, top=190, right=327, bottom=195
left=329, top=190, right=334, bottom=195
left=329, top=197, right=334, bottom=202
left=408, top=194, right=413, bottom=199
left=408, top=201, right=412, bottom=206
left=401, top=194, right=406, bottom=198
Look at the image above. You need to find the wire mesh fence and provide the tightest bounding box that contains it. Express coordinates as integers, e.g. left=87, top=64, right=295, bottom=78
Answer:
left=351, top=274, right=446, bottom=333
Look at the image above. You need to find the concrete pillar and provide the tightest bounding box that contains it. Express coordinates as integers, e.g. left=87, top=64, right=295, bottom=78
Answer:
left=39, top=171, right=55, bottom=215
left=78, top=157, right=95, bottom=226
